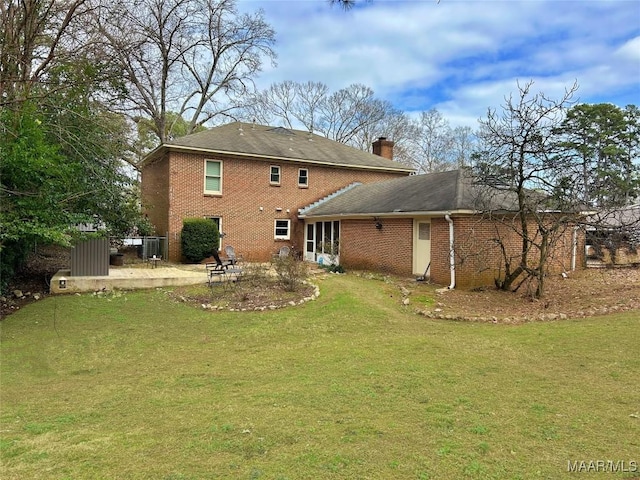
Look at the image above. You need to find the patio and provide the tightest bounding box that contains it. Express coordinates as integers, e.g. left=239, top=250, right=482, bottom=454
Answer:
left=50, top=264, right=210, bottom=294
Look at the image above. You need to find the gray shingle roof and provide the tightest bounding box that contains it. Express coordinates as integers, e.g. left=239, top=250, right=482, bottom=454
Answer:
left=586, top=204, right=640, bottom=228
left=299, top=169, right=519, bottom=217
left=143, top=121, right=413, bottom=173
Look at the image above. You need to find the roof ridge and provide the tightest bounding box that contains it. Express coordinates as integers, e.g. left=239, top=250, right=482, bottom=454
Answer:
left=298, top=182, right=362, bottom=215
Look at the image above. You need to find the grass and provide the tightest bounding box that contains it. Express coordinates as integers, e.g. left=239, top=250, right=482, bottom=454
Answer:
left=1, top=274, right=639, bottom=479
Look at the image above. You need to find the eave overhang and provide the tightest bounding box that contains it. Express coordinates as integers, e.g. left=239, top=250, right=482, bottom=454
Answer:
left=297, top=209, right=479, bottom=220
left=140, top=144, right=414, bottom=173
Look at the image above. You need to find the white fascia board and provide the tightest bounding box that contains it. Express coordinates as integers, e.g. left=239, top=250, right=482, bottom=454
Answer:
left=298, top=210, right=477, bottom=220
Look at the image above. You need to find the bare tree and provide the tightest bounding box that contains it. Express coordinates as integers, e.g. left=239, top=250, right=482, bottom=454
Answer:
left=473, top=80, right=580, bottom=298
left=350, top=108, right=419, bottom=165
left=316, top=84, right=390, bottom=144
left=97, top=0, right=276, bottom=144
left=329, top=0, right=370, bottom=9
left=293, top=81, right=330, bottom=132
left=245, top=81, right=403, bottom=155
left=394, top=110, right=478, bottom=174
left=451, top=125, right=475, bottom=167
left=411, top=109, right=456, bottom=173
left=329, top=0, right=441, bottom=10
left=245, top=80, right=328, bottom=131
left=0, top=0, right=100, bottom=105
left=245, top=82, right=480, bottom=171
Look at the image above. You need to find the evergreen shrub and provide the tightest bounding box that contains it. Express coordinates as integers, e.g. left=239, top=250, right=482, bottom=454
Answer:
left=181, top=218, right=219, bottom=263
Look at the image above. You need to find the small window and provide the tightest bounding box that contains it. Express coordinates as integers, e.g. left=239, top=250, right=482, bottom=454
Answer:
left=204, top=160, right=222, bottom=194
left=270, top=165, right=281, bottom=185
left=274, top=219, right=290, bottom=240
left=298, top=168, right=308, bottom=187
left=418, top=222, right=431, bottom=240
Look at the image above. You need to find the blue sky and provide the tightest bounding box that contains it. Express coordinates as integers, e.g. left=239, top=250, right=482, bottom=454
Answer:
left=238, top=0, right=640, bottom=128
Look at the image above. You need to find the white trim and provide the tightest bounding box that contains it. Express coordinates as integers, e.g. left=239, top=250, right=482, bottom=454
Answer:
left=205, top=216, right=223, bottom=249
left=204, top=159, right=223, bottom=195
left=413, top=218, right=431, bottom=277
left=303, top=219, right=341, bottom=265
left=270, top=165, right=281, bottom=185
left=274, top=219, right=290, bottom=240
left=298, top=210, right=479, bottom=219
left=298, top=167, right=309, bottom=187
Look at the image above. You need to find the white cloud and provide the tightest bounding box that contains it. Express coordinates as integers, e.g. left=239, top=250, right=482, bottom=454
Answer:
left=615, top=36, right=640, bottom=63
left=240, top=0, right=640, bottom=127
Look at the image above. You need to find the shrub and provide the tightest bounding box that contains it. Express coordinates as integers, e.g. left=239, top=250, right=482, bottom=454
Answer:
left=181, top=218, right=219, bottom=263
left=319, top=264, right=346, bottom=274
left=241, top=262, right=270, bottom=288
left=272, top=254, right=308, bottom=292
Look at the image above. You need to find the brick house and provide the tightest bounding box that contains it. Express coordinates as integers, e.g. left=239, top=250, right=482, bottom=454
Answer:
left=140, top=122, right=412, bottom=263
left=298, top=169, right=586, bottom=288
left=141, top=123, right=584, bottom=288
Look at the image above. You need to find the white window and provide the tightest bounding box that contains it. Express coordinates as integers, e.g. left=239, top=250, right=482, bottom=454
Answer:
left=274, top=219, right=290, bottom=240
left=270, top=165, right=281, bottom=185
left=298, top=168, right=308, bottom=187
left=204, top=160, right=222, bottom=194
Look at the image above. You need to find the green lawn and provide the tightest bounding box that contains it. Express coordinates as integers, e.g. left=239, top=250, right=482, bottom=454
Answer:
left=1, top=275, right=638, bottom=479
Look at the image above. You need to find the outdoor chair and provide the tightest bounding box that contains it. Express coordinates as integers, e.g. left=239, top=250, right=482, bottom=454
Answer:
left=224, top=245, right=243, bottom=265
left=271, top=245, right=291, bottom=261
left=206, top=250, right=242, bottom=286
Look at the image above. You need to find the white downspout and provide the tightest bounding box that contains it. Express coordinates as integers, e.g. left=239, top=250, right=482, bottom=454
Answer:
left=571, top=226, right=579, bottom=271
left=445, top=214, right=455, bottom=289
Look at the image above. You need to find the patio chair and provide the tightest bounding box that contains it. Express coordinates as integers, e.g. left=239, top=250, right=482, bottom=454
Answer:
left=206, top=250, right=242, bottom=285
left=224, top=245, right=243, bottom=265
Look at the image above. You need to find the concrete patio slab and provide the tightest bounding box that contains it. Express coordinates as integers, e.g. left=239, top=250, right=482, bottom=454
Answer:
left=50, top=265, right=209, bottom=294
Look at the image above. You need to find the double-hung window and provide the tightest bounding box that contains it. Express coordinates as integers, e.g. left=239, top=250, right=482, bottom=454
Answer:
left=204, top=160, right=222, bottom=195
left=274, top=219, right=290, bottom=240
left=298, top=168, right=309, bottom=187
left=270, top=165, right=281, bottom=185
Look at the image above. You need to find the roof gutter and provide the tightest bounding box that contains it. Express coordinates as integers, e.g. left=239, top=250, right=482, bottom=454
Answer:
left=297, top=209, right=478, bottom=219
left=571, top=225, right=579, bottom=271
left=445, top=213, right=456, bottom=290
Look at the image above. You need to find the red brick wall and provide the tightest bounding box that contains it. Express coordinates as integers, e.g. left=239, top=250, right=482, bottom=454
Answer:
left=339, top=215, right=585, bottom=289
left=340, top=218, right=414, bottom=275
left=141, top=151, right=408, bottom=262
left=430, top=216, right=585, bottom=289
left=140, top=155, right=170, bottom=236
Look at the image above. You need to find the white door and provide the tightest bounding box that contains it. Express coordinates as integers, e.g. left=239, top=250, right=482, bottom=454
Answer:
left=414, top=220, right=431, bottom=276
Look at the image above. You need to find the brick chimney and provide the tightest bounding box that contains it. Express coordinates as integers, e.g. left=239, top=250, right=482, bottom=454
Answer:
left=372, top=137, right=394, bottom=160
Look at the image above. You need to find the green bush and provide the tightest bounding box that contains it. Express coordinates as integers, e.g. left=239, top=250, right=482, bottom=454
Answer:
left=319, top=263, right=346, bottom=274
left=181, top=218, right=219, bottom=263
left=329, top=264, right=345, bottom=274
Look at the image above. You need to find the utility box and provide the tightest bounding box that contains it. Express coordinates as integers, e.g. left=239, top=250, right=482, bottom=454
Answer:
left=71, top=238, right=109, bottom=276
